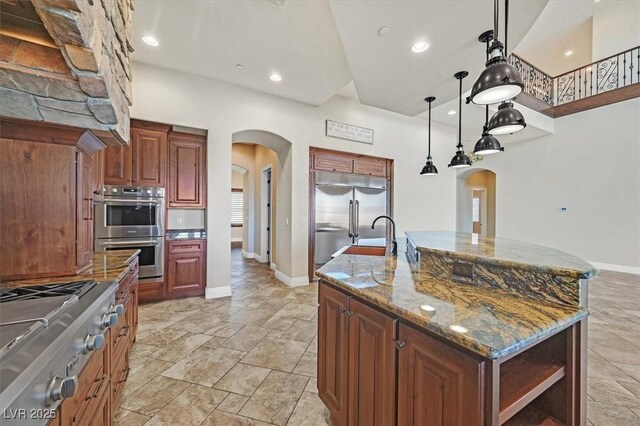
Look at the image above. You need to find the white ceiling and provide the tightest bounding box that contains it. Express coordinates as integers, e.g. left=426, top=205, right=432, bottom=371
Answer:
left=513, top=0, right=595, bottom=76
left=133, top=1, right=548, bottom=115
left=328, top=0, right=547, bottom=116
left=133, top=0, right=352, bottom=105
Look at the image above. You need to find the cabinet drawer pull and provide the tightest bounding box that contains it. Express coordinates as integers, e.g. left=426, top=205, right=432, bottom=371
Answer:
left=119, top=367, right=131, bottom=384
left=86, top=375, right=106, bottom=400
left=394, top=340, right=406, bottom=350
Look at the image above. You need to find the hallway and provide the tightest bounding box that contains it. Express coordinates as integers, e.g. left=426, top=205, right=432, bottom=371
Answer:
left=116, top=249, right=328, bottom=425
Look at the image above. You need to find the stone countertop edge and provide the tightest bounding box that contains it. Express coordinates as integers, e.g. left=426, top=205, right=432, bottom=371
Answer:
left=317, top=266, right=588, bottom=360
left=407, top=231, right=598, bottom=280
left=1, top=249, right=141, bottom=289
left=166, top=229, right=207, bottom=240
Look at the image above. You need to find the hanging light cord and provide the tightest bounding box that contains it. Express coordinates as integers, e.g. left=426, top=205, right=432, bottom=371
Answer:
left=457, top=76, right=463, bottom=149
left=484, top=35, right=491, bottom=126
left=504, top=0, right=509, bottom=55
left=427, top=101, right=432, bottom=158
left=493, top=0, right=499, bottom=44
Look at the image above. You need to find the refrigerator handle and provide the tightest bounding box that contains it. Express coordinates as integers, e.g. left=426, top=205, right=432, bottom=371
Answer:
left=354, top=200, right=360, bottom=238
left=348, top=200, right=354, bottom=238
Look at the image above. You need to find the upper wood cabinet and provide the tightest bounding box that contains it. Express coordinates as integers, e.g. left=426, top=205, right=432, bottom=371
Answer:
left=397, top=322, right=483, bottom=426
left=103, top=142, right=132, bottom=185
left=310, top=148, right=391, bottom=178
left=132, top=127, right=167, bottom=187
left=169, top=132, right=207, bottom=208
left=104, top=121, right=170, bottom=187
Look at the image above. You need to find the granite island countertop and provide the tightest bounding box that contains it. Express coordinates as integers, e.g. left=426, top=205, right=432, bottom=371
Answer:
left=316, top=234, right=591, bottom=359
left=1, top=250, right=140, bottom=289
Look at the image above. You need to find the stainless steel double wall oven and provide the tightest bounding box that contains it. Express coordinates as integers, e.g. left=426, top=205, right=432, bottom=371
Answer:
left=95, top=185, right=164, bottom=279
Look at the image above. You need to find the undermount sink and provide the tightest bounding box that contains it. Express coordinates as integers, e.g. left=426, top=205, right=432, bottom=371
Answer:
left=332, top=245, right=387, bottom=258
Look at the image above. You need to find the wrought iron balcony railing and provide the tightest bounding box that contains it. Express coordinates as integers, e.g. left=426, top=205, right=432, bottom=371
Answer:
left=509, top=45, right=640, bottom=108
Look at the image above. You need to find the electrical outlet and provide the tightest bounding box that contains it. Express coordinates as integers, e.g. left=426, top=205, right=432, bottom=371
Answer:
left=177, top=218, right=184, bottom=225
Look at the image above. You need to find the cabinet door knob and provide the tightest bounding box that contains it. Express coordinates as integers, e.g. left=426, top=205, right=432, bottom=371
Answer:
left=346, top=310, right=353, bottom=317
left=394, top=340, right=406, bottom=350
left=339, top=306, right=347, bottom=314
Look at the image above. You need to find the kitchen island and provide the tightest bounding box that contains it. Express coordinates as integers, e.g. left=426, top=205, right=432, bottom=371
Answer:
left=316, top=231, right=596, bottom=426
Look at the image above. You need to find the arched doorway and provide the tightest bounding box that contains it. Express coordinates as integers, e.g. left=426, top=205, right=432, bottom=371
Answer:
left=456, top=169, right=496, bottom=237
left=231, top=130, right=297, bottom=285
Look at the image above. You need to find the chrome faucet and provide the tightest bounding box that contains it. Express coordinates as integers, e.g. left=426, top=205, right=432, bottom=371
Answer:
left=371, top=215, right=397, bottom=255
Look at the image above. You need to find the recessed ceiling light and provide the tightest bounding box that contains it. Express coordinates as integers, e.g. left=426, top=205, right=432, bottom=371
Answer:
left=594, top=0, right=600, bottom=2
left=270, top=73, right=282, bottom=82
left=448, top=110, right=456, bottom=115
left=411, top=41, right=430, bottom=53
left=378, top=26, right=390, bottom=36
left=142, top=35, right=159, bottom=47
left=564, top=50, right=574, bottom=57
left=235, top=64, right=244, bottom=71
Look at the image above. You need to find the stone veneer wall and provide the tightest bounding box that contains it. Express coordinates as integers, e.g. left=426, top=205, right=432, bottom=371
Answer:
left=0, top=0, right=133, bottom=143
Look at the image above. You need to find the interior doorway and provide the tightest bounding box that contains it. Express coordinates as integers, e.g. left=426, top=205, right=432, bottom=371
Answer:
left=457, top=169, right=496, bottom=237
left=262, top=166, right=273, bottom=266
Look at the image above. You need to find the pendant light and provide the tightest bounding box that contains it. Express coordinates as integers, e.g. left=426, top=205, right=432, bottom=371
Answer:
left=487, top=0, right=527, bottom=135
left=469, top=0, right=523, bottom=105
left=420, top=96, right=438, bottom=175
left=474, top=30, right=504, bottom=155
left=448, top=71, right=472, bottom=169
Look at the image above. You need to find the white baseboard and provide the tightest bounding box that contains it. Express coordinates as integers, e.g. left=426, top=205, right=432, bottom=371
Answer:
left=231, top=238, right=242, bottom=243
left=254, top=253, right=268, bottom=263
left=242, top=250, right=254, bottom=259
left=205, top=286, right=232, bottom=299
left=270, top=262, right=276, bottom=270
left=589, top=261, right=640, bottom=275
left=275, top=270, right=309, bottom=287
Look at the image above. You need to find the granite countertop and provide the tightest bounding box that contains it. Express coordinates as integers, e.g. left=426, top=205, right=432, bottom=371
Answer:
left=406, top=231, right=597, bottom=279
left=316, top=242, right=587, bottom=359
left=166, top=229, right=207, bottom=240
left=1, top=250, right=140, bottom=289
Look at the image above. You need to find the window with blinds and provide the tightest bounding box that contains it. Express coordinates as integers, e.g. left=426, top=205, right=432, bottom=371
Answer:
left=231, top=189, right=243, bottom=226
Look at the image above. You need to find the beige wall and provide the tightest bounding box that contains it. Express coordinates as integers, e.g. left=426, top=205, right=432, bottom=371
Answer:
left=231, top=169, right=244, bottom=242
left=457, top=170, right=496, bottom=237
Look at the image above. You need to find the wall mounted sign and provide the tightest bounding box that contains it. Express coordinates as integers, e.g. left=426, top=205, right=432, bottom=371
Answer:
left=326, top=120, right=374, bottom=145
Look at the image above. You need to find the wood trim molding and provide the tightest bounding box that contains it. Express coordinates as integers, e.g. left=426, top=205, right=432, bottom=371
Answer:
left=169, top=130, right=207, bottom=143
left=0, top=117, right=109, bottom=148
left=130, top=118, right=172, bottom=133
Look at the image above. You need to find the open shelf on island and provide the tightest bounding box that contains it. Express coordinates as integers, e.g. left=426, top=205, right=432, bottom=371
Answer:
left=503, top=404, right=565, bottom=426
left=499, top=333, right=567, bottom=424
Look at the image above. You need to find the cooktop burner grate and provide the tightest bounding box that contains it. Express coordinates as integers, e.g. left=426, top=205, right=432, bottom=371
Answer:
left=0, top=280, right=98, bottom=303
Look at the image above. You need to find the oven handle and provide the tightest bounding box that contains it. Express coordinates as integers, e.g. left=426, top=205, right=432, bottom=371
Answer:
left=101, top=240, right=161, bottom=247
left=104, top=199, right=161, bottom=205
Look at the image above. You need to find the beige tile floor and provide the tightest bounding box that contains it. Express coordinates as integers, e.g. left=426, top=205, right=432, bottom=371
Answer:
left=116, top=249, right=640, bottom=425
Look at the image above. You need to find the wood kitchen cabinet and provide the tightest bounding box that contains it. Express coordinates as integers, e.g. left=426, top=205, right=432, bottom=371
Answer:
left=103, top=120, right=170, bottom=187
left=318, top=281, right=483, bottom=426
left=169, top=131, right=207, bottom=208
left=318, top=283, right=350, bottom=425
left=166, top=239, right=206, bottom=298
left=0, top=129, right=104, bottom=280
left=397, top=323, right=483, bottom=426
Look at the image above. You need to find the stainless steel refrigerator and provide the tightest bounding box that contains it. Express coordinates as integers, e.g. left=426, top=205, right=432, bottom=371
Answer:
left=314, top=171, right=388, bottom=267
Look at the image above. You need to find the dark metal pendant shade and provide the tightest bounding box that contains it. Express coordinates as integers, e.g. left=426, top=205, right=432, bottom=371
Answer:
left=420, top=158, right=438, bottom=175
left=448, top=150, right=472, bottom=168
left=470, top=49, right=523, bottom=105
left=473, top=131, right=504, bottom=155
left=420, top=96, right=438, bottom=176
left=448, top=71, right=471, bottom=169
left=487, top=101, right=526, bottom=135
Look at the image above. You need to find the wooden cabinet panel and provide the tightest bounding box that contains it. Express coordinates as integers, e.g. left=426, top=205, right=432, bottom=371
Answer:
left=167, top=239, right=206, bottom=254
left=138, top=279, right=164, bottom=303
left=314, top=152, right=354, bottom=173
left=76, top=151, right=94, bottom=270
left=103, top=143, right=132, bottom=185
left=347, top=298, right=396, bottom=426
left=353, top=157, right=387, bottom=177
left=318, top=282, right=350, bottom=425
left=0, top=140, right=78, bottom=280
left=397, top=323, right=483, bottom=426
left=110, top=350, right=129, bottom=413
left=92, top=149, right=105, bottom=196
left=169, top=133, right=206, bottom=208
left=132, top=128, right=167, bottom=187
left=167, top=252, right=205, bottom=296
left=130, top=276, right=139, bottom=342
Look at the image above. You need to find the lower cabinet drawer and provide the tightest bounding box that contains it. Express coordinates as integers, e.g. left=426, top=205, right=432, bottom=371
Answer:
left=111, top=350, right=129, bottom=412
left=59, top=330, right=110, bottom=425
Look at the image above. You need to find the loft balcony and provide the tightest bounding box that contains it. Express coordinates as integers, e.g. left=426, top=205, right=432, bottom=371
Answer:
left=509, top=46, right=640, bottom=118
